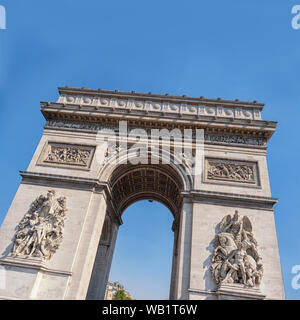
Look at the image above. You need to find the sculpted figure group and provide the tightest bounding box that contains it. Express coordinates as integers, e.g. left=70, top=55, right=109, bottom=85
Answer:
left=12, top=190, right=67, bottom=260
left=207, top=162, right=255, bottom=182
left=46, top=146, right=91, bottom=166
left=211, top=211, right=263, bottom=287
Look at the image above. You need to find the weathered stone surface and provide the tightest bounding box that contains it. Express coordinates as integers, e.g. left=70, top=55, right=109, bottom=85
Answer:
left=211, top=212, right=263, bottom=289
left=0, top=87, right=284, bottom=300
left=11, top=190, right=67, bottom=260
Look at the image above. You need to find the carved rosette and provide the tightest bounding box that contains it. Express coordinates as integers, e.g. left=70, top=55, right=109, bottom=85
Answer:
left=11, top=190, right=67, bottom=260
left=211, top=211, right=263, bottom=288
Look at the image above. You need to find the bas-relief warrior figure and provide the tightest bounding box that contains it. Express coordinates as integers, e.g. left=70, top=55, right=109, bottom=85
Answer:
left=46, top=146, right=91, bottom=166
left=207, top=162, right=255, bottom=182
left=12, top=190, right=67, bottom=260
left=211, top=211, right=263, bottom=288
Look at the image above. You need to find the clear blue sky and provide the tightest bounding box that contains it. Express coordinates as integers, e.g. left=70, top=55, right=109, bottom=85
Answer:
left=0, top=0, right=300, bottom=299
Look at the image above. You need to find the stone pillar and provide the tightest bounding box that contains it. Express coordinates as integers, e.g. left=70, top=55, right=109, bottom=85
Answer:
left=0, top=124, right=112, bottom=300
left=0, top=181, right=109, bottom=300
left=173, top=199, right=193, bottom=300
left=62, top=190, right=108, bottom=300
left=86, top=214, right=120, bottom=300
left=169, top=226, right=179, bottom=300
left=188, top=199, right=284, bottom=300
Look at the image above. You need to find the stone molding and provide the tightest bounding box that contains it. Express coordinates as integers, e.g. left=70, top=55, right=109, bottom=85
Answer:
left=40, top=88, right=277, bottom=147
left=216, top=283, right=265, bottom=300
left=20, top=171, right=101, bottom=189
left=44, top=120, right=267, bottom=148
left=183, top=190, right=277, bottom=210
left=41, top=103, right=275, bottom=140
left=188, top=286, right=265, bottom=300
left=58, top=86, right=265, bottom=110
left=0, top=295, right=29, bottom=300
left=55, top=94, right=262, bottom=121
left=0, top=255, right=72, bottom=276
left=19, top=171, right=123, bottom=226
left=204, top=133, right=266, bottom=147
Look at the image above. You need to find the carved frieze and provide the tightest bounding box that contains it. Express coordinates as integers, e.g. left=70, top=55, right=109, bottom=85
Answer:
left=205, top=158, right=259, bottom=186
left=45, top=120, right=266, bottom=147
left=211, top=211, right=263, bottom=288
left=11, top=190, right=68, bottom=260
left=57, top=93, right=261, bottom=121
left=39, top=142, right=95, bottom=169
left=46, top=120, right=118, bottom=132
left=204, top=133, right=266, bottom=146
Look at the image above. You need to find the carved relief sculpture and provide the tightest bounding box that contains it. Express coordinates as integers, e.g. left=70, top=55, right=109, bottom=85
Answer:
left=39, top=142, right=96, bottom=169
left=206, top=158, right=258, bottom=185
left=45, top=144, right=92, bottom=166
left=11, top=190, right=67, bottom=260
left=211, top=211, right=263, bottom=288
left=45, top=121, right=266, bottom=147
left=204, top=133, right=266, bottom=146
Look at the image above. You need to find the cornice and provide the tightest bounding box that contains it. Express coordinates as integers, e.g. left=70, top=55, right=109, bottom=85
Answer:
left=41, top=103, right=275, bottom=141
left=39, top=87, right=278, bottom=146
left=19, top=171, right=123, bottom=225
left=20, top=171, right=101, bottom=189
left=0, top=256, right=72, bottom=276
left=58, top=86, right=265, bottom=110
left=182, top=190, right=278, bottom=210
left=41, top=102, right=276, bottom=127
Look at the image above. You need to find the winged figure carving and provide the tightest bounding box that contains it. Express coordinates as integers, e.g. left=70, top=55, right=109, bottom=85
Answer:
left=210, top=211, right=263, bottom=287
left=11, top=190, right=67, bottom=260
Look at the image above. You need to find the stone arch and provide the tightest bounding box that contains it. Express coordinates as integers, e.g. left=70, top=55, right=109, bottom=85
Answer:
left=109, top=163, right=183, bottom=219
left=99, top=148, right=193, bottom=193
left=87, top=152, right=191, bottom=299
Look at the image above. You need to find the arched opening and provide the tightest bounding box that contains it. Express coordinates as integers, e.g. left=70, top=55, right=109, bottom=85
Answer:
left=109, top=164, right=183, bottom=218
left=86, top=163, right=185, bottom=300
left=108, top=200, right=174, bottom=299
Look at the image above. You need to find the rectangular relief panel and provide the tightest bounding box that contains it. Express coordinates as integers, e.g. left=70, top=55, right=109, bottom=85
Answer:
left=204, top=157, right=260, bottom=187
left=38, top=141, right=96, bottom=170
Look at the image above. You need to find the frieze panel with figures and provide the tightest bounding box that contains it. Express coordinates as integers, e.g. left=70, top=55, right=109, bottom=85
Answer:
left=38, top=142, right=95, bottom=169
left=45, top=120, right=266, bottom=147
left=205, top=158, right=259, bottom=186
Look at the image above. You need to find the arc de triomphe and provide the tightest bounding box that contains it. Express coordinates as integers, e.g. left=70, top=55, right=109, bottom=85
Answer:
left=0, top=87, right=284, bottom=300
